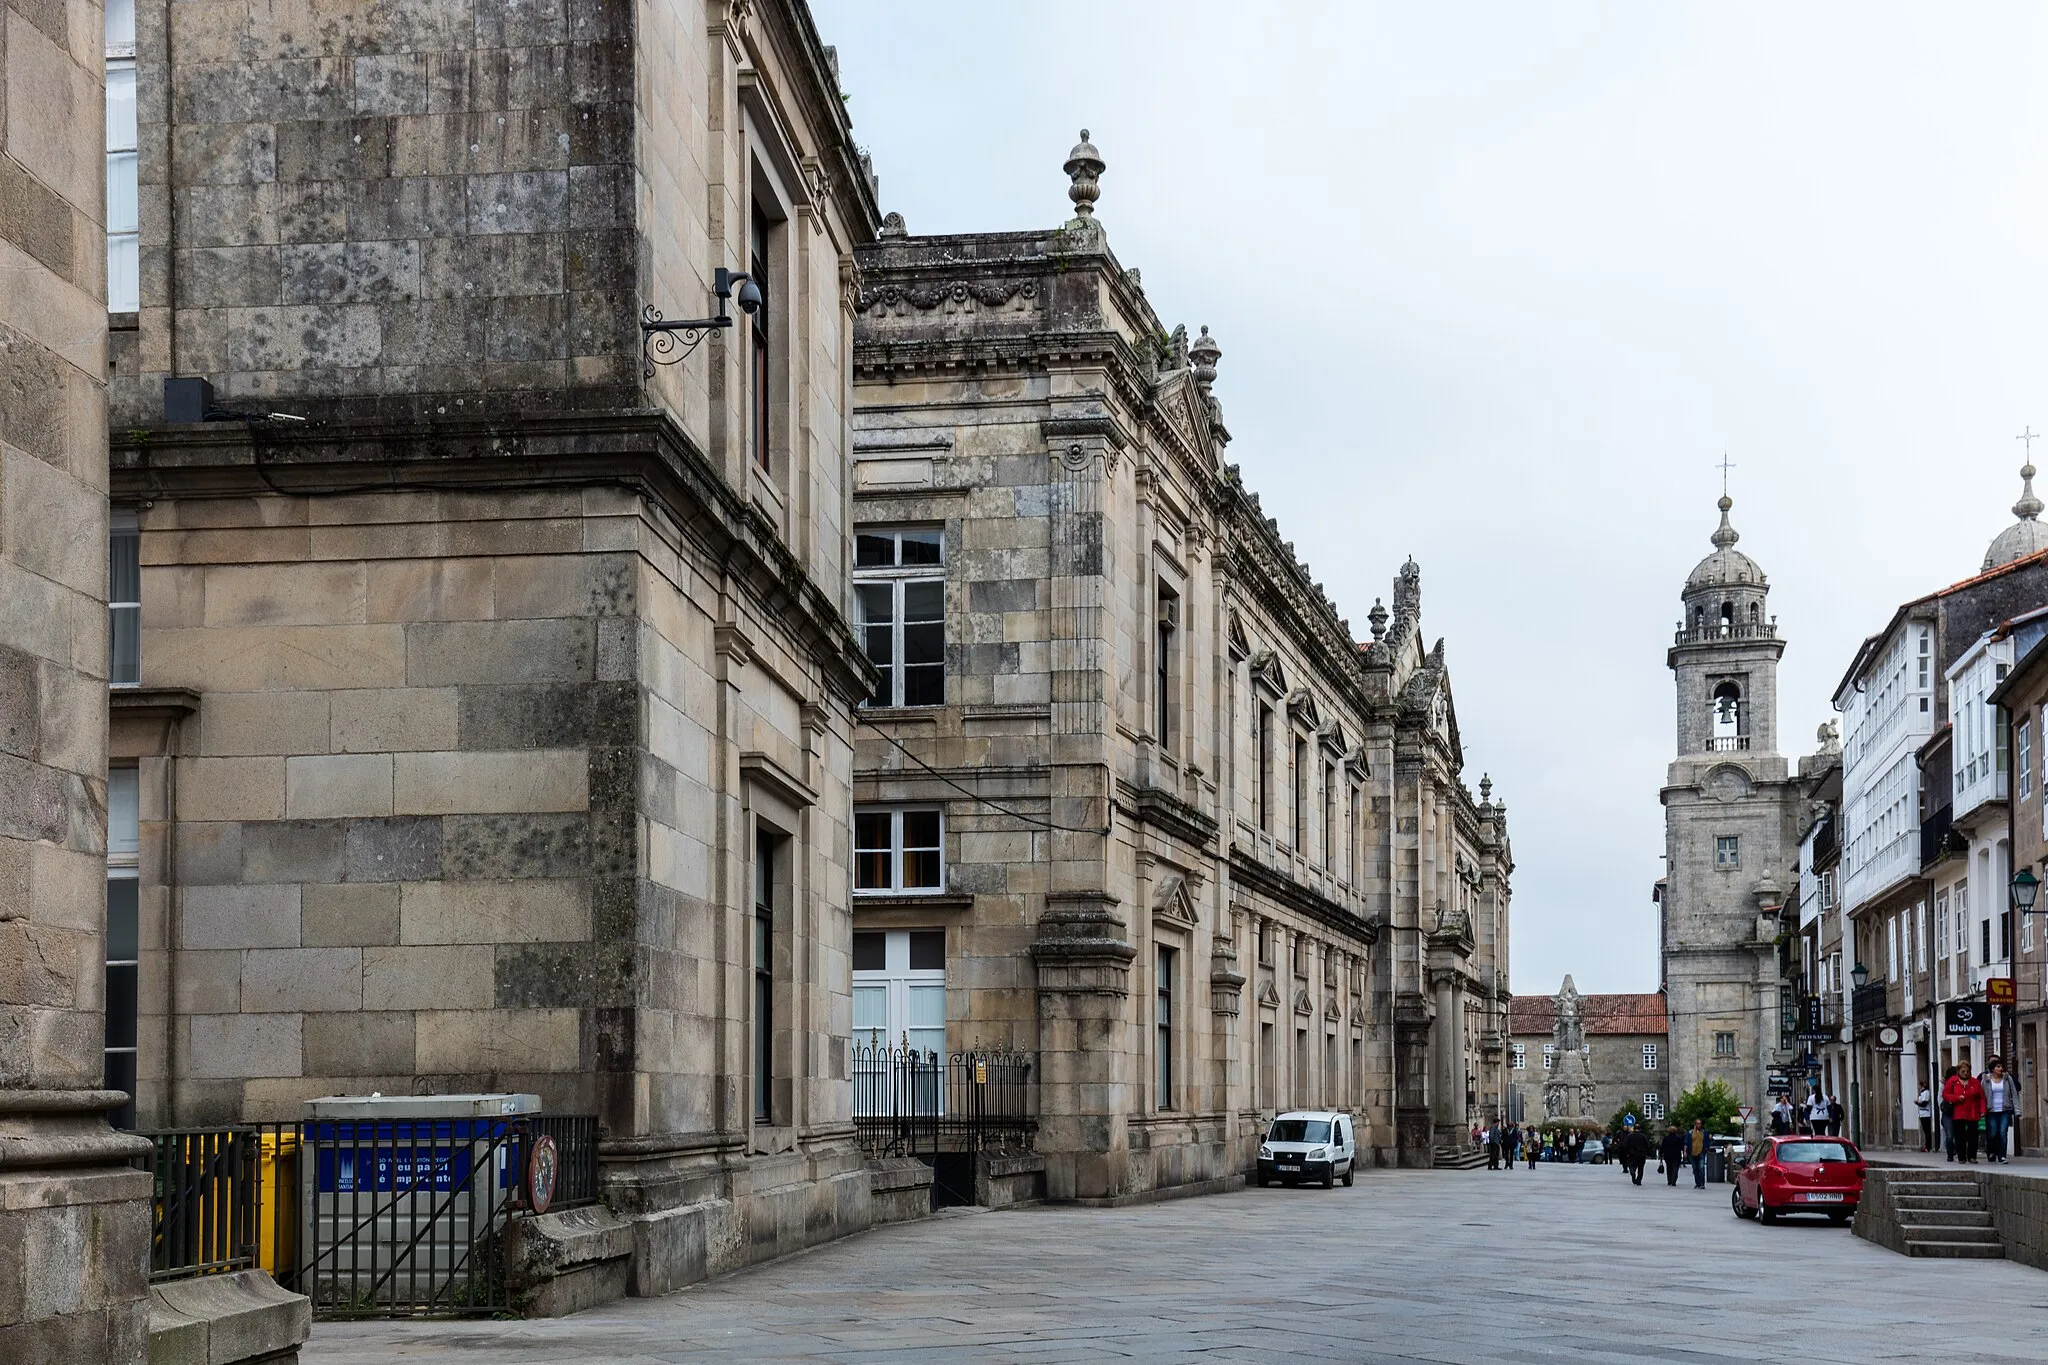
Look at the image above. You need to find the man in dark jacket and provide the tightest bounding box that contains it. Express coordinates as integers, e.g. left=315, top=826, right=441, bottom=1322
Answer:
left=1624, top=1127, right=1649, bottom=1185
left=1659, top=1125, right=1685, bottom=1186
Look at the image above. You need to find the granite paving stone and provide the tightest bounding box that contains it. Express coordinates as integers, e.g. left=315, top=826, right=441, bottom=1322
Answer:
left=301, top=1166, right=2048, bottom=1363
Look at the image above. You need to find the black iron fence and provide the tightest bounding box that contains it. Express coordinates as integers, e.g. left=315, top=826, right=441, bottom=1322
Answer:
left=851, top=1043, right=1035, bottom=1157
left=136, top=1114, right=599, bottom=1317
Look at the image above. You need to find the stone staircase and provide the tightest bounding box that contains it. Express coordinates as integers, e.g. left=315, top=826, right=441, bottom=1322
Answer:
left=1874, top=1171, right=2005, bottom=1259
left=1432, top=1145, right=1490, bottom=1170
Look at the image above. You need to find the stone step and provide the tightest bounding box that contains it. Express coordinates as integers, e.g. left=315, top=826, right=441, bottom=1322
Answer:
left=1904, top=1238, right=2006, bottom=1259
left=1887, top=1175, right=1981, bottom=1188
left=1894, top=1195, right=1986, bottom=1212
left=1894, top=1208, right=1996, bottom=1228
left=1898, top=1222, right=2002, bottom=1244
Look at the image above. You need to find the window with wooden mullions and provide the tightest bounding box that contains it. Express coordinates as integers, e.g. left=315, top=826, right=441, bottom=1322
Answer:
left=855, top=528, right=944, bottom=707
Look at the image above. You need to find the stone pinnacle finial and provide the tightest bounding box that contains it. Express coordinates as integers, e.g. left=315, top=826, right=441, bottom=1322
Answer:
left=1710, top=494, right=1740, bottom=551
left=1064, top=129, right=1104, bottom=220
left=2016, top=462, right=2043, bottom=521
left=1189, top=325, right=1221, bottom=388
left=1368, top=598, right=1388, bottom=641
left=1479, top=774, right=1493, bottom=804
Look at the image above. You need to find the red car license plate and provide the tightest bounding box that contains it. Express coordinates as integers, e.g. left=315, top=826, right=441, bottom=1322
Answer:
left=1801, top=1193, right=1844, bottom=1203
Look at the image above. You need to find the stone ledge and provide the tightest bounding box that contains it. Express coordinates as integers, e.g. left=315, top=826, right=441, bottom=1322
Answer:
left=867, top=1157, right=934, bottom=1226
left=506, top=1205, right=634, bottom=1318
left=148, top=1270, right=310, bottom=1365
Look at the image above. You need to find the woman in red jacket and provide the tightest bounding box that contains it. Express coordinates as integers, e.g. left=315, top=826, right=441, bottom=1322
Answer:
left=1945, top=1062, right=1987, bottom=1163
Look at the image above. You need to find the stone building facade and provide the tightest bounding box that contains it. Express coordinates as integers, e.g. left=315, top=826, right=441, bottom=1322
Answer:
left=1, top=0, right=154, bottom=1357
left=1509, top=984, right=1669, bottom=1127
left=846, top=136, right=1513, bottom=1188
left=100, top=0, right=890, bottom=1292
left=1660, top=495, right=1804, bottom=1113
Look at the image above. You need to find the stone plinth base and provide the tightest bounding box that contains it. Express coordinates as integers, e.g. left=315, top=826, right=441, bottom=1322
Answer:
left=146, top=1270, right=311, bottom=1365
left=506, top=1205, right=633, bottom=1318
left=0, top=1090, right=153, bottom=1364
left=975, top=1151, right=1045, bottom=1209
left=866, top=1158, right=934, bottom=1224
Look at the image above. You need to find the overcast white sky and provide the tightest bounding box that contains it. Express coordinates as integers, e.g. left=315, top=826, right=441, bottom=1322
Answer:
left=812, top=1, right=2048, bottom=996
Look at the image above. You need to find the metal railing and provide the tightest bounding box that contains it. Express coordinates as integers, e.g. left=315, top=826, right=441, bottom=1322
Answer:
left=851, top=1044, right=1035, bottom=1157
left=138, top=1128, right=262, bottom=1281
left=137, top=1114, right=599, bottom=1316
left=1708, top=735, right=1752, bottom=752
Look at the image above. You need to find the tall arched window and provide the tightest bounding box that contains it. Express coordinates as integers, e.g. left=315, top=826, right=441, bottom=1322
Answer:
left=1718, top=601, right=1735, bottom=635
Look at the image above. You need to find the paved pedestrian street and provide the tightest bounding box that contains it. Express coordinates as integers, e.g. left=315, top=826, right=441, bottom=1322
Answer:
left=303, top=1165, right=2048, bottom=1364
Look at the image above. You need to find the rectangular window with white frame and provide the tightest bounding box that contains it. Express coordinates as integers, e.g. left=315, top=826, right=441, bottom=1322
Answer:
left=1510, top=1043, right=1526, bottom=1070
left=1643, top=1093, right=1665, bottom=1120
left=1642, top=1042, right=1657, bottom=1070
left=853, top=808, right=943, bottom=894
left=105, top=0, right=138, bottom=312
left=1542, top=1043, right=1555, bottom=1071
left=110, top=511, right=140, bottom=686
left=854, top=528, right=944, bottom=708
left=2021, top=720, right=2035, bottom=803
left=1888, top=915, right=1898, bottom=979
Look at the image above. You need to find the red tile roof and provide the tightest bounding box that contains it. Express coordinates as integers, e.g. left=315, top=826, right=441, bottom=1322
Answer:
left=1509, top=992, right=1667, bottom=1037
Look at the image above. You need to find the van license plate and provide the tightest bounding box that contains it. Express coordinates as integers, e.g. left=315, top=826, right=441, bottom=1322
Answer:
left=1277, top=1164, right=1300, bottom=1173
left=1802, top=1193, right=1844, bottom=1202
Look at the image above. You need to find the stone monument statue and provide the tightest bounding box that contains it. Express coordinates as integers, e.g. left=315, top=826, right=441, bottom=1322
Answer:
left=1542, top=975, right=1598, bottom=1122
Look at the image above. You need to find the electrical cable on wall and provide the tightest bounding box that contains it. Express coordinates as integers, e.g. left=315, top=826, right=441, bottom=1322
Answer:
left=860, top=720, right=1111, bottom=837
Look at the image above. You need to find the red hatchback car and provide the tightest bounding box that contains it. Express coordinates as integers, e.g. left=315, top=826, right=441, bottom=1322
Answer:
left=1730, top=1135, right=1866, bottom=1224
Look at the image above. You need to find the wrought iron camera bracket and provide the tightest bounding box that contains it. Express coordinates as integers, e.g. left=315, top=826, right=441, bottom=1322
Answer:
left=640, top=267, right=758, bottom=379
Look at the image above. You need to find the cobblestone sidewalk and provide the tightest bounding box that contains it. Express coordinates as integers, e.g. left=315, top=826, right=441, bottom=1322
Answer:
left=303, top=1164, right=2048, bottom=1363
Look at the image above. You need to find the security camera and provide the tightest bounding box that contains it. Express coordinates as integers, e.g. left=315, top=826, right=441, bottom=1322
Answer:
left=735, top=276, right=763, bottom=315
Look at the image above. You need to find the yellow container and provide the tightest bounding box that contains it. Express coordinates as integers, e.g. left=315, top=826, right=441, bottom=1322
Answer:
left=255, top=1127, right=299, bottom=1276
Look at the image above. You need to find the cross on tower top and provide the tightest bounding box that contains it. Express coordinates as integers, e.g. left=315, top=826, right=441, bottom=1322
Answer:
left=2018, top=426, right=2038, bottom=459
left=1717, top=453, right=1737, bottom=497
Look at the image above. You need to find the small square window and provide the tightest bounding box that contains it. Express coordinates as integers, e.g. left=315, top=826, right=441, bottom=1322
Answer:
left=1714, top=1031, right=1737, bottom=1058
left=1715, top=836, right=1740, bottom=869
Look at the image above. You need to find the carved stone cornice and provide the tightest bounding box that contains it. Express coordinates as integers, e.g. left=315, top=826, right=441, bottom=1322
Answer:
left=1227, top=844, right=1379, bottom=946
left=1031, top=891, right=1136, bottom=997
left=109, top=411, right=880, bottom=707
left=1116, top=781, right=1219, bottom=850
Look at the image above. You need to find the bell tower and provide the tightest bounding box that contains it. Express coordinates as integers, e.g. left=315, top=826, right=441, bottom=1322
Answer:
left=1669, top=495, right=1784, bottom=759
left=1660, top=491, right=1799, bottom=1118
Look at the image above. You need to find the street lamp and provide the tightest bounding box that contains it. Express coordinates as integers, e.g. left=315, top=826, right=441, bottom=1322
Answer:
left=1847, top=962, right=1869, bottom=1147
left=2011, top=867, right=2041, bottom=916
left=1850, top=962, right=1869, bottom=990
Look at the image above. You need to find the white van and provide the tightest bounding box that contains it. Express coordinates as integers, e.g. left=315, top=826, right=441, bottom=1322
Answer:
left=1256, top=1110, right=1356, bottom=1188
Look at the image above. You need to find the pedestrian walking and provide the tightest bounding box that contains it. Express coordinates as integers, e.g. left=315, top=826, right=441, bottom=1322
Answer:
left=1825, top=1093, right=1844, bottom=1138
left=1659, top=1125, right=1684, bottom=1186
left=1941, top=1064, right=1959, bottom=1160
left=1945, top=1062, right=1986, bottom=1164
left=1485, top=1124, right=1501, bottom=1170
left=1915, top=1083, right=1934, bottom=1152
left=1688, top=1119, right=1708, bottom=1189
left=1503, top=1124, right=1519, bottom=1170
left=1525, top=1126, right=1538, bottom=1170
left=1771, top=1096, right=1792, bottom=1136
left=1982, top=1058, right=2020, bottom=1163
left=1625, top=1126, right=1649, bottom=1185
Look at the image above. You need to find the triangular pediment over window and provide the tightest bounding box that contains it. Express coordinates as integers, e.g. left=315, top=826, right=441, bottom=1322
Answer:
left=1153, top=873, right=1198, bottom=926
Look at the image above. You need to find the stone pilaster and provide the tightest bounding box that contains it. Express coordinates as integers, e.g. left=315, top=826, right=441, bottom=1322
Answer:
left=1031, top=892, right=1136, bottom=1201
left=1, top=0, right=154, bottom=1356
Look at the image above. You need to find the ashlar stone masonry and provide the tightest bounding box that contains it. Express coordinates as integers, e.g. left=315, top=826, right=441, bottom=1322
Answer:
left=847, top=136, right=1514, bottom=1189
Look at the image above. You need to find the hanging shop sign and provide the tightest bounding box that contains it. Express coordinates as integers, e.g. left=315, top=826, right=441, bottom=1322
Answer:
left=1943, top=1000, right=1990, bottom=1037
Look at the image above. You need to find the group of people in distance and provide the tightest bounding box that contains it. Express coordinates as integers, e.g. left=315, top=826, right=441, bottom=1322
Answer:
left=1767, top=1087, right=1845, bottom=1137
left=1474, top=1115, right=1713, bottom=1190
left=1918, top=1057, right=2024, bottom=1164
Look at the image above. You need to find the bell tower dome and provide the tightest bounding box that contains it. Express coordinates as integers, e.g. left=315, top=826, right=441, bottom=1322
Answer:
left=1669, top=495, right=1785, bottom=757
